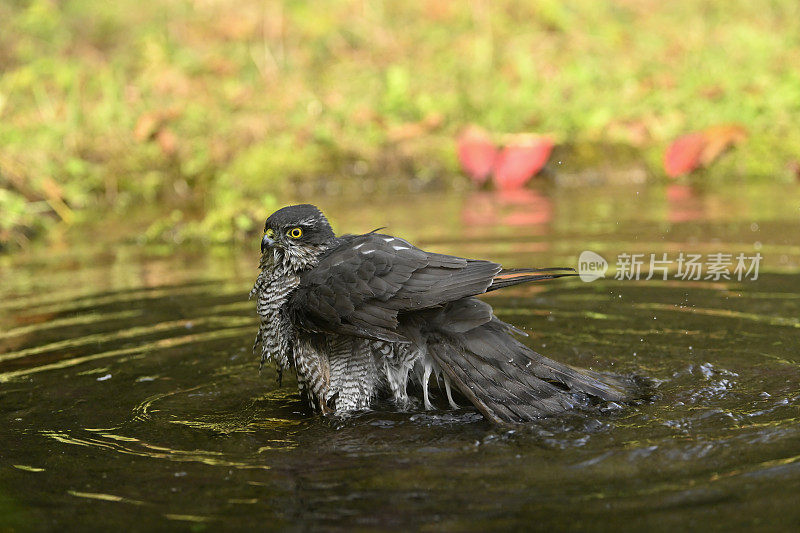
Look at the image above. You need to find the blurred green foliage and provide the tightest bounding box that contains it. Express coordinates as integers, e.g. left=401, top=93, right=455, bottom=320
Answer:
left=1, top=0, right=799, bottom=248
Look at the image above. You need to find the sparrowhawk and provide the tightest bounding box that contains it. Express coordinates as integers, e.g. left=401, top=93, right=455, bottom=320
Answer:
left=251, top=204, right=633, bottom=424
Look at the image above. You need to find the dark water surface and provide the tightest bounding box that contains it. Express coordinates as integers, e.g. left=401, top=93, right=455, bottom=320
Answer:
left=2, top=185, right=800, bottom=531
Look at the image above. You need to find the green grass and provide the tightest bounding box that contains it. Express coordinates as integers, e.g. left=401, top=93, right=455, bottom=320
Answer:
left=2, top=0, right=799, bottom=248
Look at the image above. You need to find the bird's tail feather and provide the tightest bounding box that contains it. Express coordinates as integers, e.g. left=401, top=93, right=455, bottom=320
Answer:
left=488, top=267, right=577, bottom=292
left=428, top=318, right=636, bottom=424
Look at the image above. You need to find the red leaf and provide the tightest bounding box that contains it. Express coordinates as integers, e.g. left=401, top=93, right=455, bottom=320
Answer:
left=492, top=135, right=553, bottom=190
left=699, top=124, right=746, bottom=166
left=456, top=126, right=497, bottom=184
left=664, top=124, right=746, bottom=178
left=664, top=132, right=706, bottom=178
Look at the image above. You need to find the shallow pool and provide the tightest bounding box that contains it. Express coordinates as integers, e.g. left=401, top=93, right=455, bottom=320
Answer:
left=2, top=184, right=799, bottom=530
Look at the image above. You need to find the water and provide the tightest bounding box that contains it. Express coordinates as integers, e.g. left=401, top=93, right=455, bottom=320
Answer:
left=1, top=184, right=799, bottom=531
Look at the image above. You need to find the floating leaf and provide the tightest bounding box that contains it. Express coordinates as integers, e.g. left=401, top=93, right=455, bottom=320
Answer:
left=456, top=126, right=497, bottom=184
left=492, top=135, right=553, bottom=190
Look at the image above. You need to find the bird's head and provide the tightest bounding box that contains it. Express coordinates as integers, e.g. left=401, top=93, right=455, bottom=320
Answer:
left=260, top=204, right=336, bottom=271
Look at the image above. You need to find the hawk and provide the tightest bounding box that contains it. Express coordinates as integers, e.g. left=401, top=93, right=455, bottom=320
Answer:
left=251, top=204, right=634, bottom=424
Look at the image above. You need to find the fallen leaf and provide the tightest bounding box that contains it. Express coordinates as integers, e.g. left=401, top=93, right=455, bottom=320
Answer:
left=134, top=113, right=160, bottom=142
left=387, top=113, right=444, bottom=142
left=699, top=85, right=725, bottom=100
left=699, top=124, right=747, bottom=166
left=787, top=160, right=800, bottom=182
left=134, top=108, right=181, bottom=142
left=665, top=124, right=747, bottom=177
left=606, top=119, right=651, bottom=146
left=215, top=13, right=258, bottom=41
left=40, top=177, right=73, bottom=223
left=156, top=128, right=178, bottom=156
left=456, top=126, right=498, bottom=185
left=492, top=135, right=553, bottom=190
left=664, top=132, right=707, bottom=178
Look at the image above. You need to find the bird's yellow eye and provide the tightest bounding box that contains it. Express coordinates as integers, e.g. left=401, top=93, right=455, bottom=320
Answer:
left=264, top=228, right=274, bottom=238
left=287, top=227, right=303, bottom=239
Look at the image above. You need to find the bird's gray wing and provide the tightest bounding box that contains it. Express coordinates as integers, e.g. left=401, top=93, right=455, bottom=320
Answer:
left=287, top=233, right=503, bottom=342
left=417, top=299, right=636, bottom=424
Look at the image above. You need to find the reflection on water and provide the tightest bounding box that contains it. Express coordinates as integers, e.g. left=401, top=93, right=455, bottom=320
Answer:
left=1, top=184, right=799, bottom=530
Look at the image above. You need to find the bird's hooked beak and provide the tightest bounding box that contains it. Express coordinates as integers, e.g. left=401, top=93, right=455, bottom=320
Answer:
left=261, top=233, right=275, bottom=254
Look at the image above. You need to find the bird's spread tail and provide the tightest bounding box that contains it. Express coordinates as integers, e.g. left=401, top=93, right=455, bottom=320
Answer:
left=423, top=301, right=637, bottom=424
left=488, top=267, right=577, bottom=292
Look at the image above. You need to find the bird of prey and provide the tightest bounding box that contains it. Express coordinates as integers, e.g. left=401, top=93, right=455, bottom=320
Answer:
left=251, top=204, right=634, bottom=424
